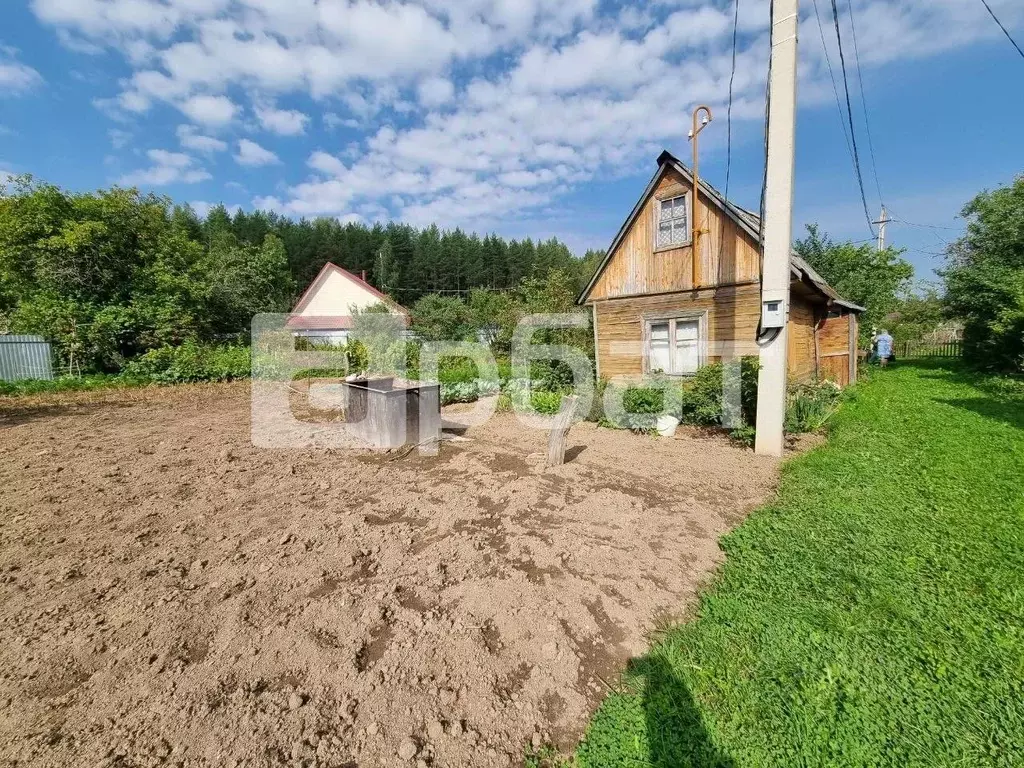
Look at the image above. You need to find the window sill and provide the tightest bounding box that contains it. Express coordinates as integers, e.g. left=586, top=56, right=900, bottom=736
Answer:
left=653, top=242, right=692, bottom=254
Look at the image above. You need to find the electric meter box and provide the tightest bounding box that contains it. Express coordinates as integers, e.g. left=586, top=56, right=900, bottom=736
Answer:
left=761, top=299, right=786, bottom=329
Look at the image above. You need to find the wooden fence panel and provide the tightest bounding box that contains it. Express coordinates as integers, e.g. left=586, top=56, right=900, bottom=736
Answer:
left=896, top=341, right=962, bottom=360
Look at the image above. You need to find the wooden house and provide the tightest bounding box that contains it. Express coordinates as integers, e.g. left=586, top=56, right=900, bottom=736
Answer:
left=287, top=262, right=410, bottom=345
left=578, top=151, right=863, bottom=386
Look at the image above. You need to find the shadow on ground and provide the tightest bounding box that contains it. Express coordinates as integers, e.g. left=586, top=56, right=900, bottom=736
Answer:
left=896, top=359, right=1024, bottom=432
left=935, top=396, right=1024, bottom=431
left=638, top=654, right=735, bottom=768
left=575, top=650, right=734, bottom=768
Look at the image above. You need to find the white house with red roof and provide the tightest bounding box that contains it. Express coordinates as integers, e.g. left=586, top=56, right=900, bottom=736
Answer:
left=287, top=262, right=410, bottom=345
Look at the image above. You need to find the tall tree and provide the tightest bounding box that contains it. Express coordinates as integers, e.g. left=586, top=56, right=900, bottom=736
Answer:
left=794, top=224, right=914, bottom=338
left=941, top=176, right=1024, bottom=372
left=373, top=238, right=400, bottom=296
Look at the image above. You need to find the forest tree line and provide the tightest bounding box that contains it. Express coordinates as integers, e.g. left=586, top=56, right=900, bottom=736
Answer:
left=3, top=172, right=1017, bottom=379
left=0, top=176, right=602, bottom=373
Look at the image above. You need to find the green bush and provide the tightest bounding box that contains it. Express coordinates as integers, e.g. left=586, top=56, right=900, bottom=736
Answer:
left=530, top=390, right=565, bottom=415
left=124, top=342, right=250, bottom=383
left=678, top=358, right=760, bottom=426
left=785, top=379, right=844, bottom=433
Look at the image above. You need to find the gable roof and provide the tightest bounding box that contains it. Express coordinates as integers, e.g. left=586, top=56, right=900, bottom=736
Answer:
left=291, top=262, right=410, bottom=317
left=577, top=151, right=864, bottom=312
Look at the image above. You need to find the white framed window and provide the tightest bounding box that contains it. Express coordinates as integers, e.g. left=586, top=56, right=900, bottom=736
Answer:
left=644, top=313, right=705, bottom=376
left=655, top=194, right=690, bottom=249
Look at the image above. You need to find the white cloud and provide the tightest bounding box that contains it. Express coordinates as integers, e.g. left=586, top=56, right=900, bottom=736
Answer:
left=177, top=124, right=228, bottom=152
left=119, top=148, right=211, bottom=186
left=235, top=138, right=279, bottom=167
left=324, top=112, right=359, bottom=131
left=108, top=128, right=132, bottom=149
left=308, top=151, right=347, bottom=176
left=179, top=94, right=237, bottom=126
left=254, top=102, right=309, bottom=136
left=0, top=48, right=43, bottom=95
left=417, top=76, right=455, bottom=108
left=29, top=0, right=1024, bottom=226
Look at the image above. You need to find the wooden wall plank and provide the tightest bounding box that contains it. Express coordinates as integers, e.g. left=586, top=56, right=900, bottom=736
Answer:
left=588, top=168, right=761, bottom=301
left=788, top=297, right=817, bottom=382
left=595, top=284, right=813, bottom=380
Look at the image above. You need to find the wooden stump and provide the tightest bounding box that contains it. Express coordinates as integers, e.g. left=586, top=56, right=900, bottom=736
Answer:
left=547, top=395, right=579, bottom=467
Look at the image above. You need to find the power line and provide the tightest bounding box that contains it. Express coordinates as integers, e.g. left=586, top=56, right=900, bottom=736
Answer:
left=830, top=0, right=876, bottom=236
left=886, top=217, right=960, bottom=233
left=846, top=0, right=883, bottom=206
left=724, top=0, right=741, bottom=201
left=810, top=0, right=856, bottom=171
left=979, top=0, right=1024, bottom=61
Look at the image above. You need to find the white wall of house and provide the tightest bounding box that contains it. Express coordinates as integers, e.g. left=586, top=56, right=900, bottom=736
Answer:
left=296, top=268, right=396, bottom=318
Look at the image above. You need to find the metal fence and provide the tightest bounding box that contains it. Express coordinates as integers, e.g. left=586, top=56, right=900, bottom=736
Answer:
left=0, top=335, right=54, bottom=382
left=896, top=340, right=963, bottom=360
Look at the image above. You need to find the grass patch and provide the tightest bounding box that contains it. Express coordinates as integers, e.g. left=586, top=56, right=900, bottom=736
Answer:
left=0, top=373, right=151, bottom=397
left=576, top=361, right=1024, bottom=767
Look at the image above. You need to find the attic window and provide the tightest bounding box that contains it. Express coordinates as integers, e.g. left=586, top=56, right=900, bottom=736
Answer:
left=655, top=194, right=690, bottom=249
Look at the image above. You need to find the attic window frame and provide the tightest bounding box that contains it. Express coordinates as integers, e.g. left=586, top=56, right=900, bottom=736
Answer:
left=653, top=192, right=691, bottom=252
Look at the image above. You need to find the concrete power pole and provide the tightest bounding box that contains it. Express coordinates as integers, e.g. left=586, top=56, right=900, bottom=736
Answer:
left=874, top=206, right=889, bottom=251
left=754, top=0, right=800, bottom=457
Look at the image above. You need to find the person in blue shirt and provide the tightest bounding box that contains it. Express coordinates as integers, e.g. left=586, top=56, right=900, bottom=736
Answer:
left=875, top=329, right=894, bottom=366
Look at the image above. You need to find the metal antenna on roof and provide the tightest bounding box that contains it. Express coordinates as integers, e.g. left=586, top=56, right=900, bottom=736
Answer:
left=688, top=105, right=713, bottom=288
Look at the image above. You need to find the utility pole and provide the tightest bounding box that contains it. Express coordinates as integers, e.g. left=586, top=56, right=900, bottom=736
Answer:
left=873, top=206, right=888, bottom=251
left=754, top=0, right=799, bottom=458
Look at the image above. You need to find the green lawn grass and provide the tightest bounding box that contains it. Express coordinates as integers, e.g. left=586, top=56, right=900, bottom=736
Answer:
left=576, top=361, right=1024, bottom=767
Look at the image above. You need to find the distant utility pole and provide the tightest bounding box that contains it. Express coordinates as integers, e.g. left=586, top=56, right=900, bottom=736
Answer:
left=754, top=0, right=799, bottom=458
left=873, top=206, right=889, bottom=251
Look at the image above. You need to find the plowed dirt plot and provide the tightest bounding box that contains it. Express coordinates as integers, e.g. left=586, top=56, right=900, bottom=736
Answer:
left=0, top=384, right=780, bottom=768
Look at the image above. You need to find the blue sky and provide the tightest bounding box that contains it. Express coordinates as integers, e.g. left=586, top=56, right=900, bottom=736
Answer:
left=2, top=0, right=1023, bottom=283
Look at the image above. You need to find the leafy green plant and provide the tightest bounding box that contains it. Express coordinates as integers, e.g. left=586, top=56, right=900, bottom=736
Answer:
left=530, top=390, right=565, bottom=415
left=677, top=358, right=760, bottom=427
left=729, top=424, right=757, bottom=447
left=785, top=379, right=844, bottom=433
left=586, top=377, right=609, bottom=422
left=123, top=342, right=250, bottom=383
left=941, top=174, right=1024, bottom=373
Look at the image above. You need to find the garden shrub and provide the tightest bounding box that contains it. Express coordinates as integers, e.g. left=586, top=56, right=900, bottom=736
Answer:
left=529, top=390, right=565, bottom=415
left=678, top=358, right=760, bottom=426
left=785, top=379, right=844, bottom=433
left=124, top=342, right=250, bottom=383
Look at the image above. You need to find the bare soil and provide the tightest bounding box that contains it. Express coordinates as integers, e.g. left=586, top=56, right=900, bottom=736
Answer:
left=0, top=384, right=780, bottom=767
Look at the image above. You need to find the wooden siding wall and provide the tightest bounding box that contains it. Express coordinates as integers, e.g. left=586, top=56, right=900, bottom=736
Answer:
left=594, top=287, right=860, bottom=384
left=818, top=313, right=854, bottom=386
left=588, top=168, right=762, bottom=300
left=788, top=297, right=818, bottom=382
left=594, top=284, right=762, bottom=378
